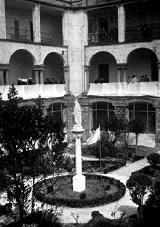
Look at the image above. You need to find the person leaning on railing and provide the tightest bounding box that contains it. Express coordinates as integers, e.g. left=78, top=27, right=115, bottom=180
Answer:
left=128, top=75, right=138, bottom=83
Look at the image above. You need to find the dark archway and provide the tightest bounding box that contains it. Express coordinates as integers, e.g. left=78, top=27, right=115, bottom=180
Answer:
left=43, top=53, right=64, bottom=84
left=89, top=52, right=117, bottom=83
left=9, top=49, right=34, bottom=85
left=127, top=48, right=158, bottom=82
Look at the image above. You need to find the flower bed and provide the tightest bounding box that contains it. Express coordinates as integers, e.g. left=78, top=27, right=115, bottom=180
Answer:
left=34, top=174, right=126, bottom=208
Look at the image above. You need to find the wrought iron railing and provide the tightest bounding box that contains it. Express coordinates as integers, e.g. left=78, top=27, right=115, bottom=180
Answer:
left=6, top=27, right=32, bottom=42
left=125, top=23, right=160, bottom=42
left=41, top=32, right=63, bottom=46
left=88, top=29, right=118, bottom=45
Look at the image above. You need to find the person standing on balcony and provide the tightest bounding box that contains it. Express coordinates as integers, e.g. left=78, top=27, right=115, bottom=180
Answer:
left=129, top=75, right=138, bottom=83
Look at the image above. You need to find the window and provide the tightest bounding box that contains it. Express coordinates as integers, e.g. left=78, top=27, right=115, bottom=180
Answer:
left=129, top=102, right=155, bottom=133
left=14, top=20, right=19, bottom=40
left=92, top=102, right=115, bottom=129
left=30, top=21, right=33, bottom=42
left=47, top=103, right=64, bottom=124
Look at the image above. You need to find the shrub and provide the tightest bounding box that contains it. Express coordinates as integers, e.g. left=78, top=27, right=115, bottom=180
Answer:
left=80, top=192, right=87, bottom=200
left=34, top=174, right=126, bottom=208
left=147, top=153, right=160, bottom=168
left=47, top=185, right=53, bottom=193
left=0, top=203, right=12, bottom=216
left=105, top=184, right=111, bottom=191
left=63, top=156, right=74, bottom=172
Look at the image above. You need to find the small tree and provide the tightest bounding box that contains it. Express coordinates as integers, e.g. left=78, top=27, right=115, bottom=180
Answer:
left=102, top=116, right=127, bottom=157
left=126, top=173, right=152, bottom=219
left=0, top=86, right=53, bottom=223
left=42, top=115, right=67, bottom=189
left=147, top=153, right=160, bottom=168
left=128, top=119, right=145, bottom=155
left=142, top=180, right=160, bottom=225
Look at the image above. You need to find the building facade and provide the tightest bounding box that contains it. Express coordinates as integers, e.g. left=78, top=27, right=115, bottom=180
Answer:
left=0, top=0, right=160, bottom=146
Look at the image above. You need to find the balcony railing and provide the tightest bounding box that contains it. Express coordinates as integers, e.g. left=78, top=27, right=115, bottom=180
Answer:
left=88, top=29, right=118, bottom=45
left=0, top=84, right=66, bottom=100
left=88, top=82, right=160, bottom=97
left=6, top=28, right=63, bottom=46
left=6, top=28, right=32, bottom=42
left=125, top=23, right=160, bottom=42
left=41, top=32, right=63, bottom=46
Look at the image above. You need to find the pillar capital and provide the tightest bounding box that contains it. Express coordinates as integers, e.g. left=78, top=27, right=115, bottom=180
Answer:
left=112, top=99, right=128, bottom=107
left=0, top=64, right=10, bottom=70
left=84, top=65, right=91, bottom=71
left=63, top=65, right=70, bottom=72
left=32, top=65, right=45, bottom=71
left=157, top=61, right=160, bottom=68
left=117, top=63, right=127, bottom=70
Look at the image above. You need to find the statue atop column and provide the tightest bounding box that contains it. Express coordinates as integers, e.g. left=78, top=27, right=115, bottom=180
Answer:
left=71, top=98, right=85, bottom=192
left=73, top=98, right=82, bottom=126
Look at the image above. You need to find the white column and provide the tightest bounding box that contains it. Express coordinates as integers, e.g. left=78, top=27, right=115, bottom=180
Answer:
left=5, top=68, right=9, bottom=84
left=158, top=62, right=160, bottom=82
left=62, top=11, right=68, bottom=46
left=72, top=131, right=86, bottom=192
left=32, top=3, right=41, bottom=43
left=64, top=65, right=70, bottom=94
left=0, top=64, right=9, bottom=85
left=84, top=65, right=90, bottom=94
left=117, top=64, right=127, bottom=83
left=118, top=4, right=125, bottom=43
left=0, top=70, right=4, bottom=85
left=0, top=0, right=6, bottom=39
left=117, top=67, right=121, bottom=83
left=157, top=62, right=160, bottom=96
left=75, top=134, right=82, bottom=175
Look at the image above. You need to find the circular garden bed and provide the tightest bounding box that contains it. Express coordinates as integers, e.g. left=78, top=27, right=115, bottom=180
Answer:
left=34, top=174, right=126, bottom=208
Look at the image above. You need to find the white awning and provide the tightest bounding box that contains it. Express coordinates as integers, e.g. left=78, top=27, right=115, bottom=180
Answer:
left=0, top=84, right=66, bottom=100
left=88, top=82, right=160, bottom=97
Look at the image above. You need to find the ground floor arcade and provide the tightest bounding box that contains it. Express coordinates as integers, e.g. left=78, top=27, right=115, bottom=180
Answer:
left=17, top=94, right=160, bottom=149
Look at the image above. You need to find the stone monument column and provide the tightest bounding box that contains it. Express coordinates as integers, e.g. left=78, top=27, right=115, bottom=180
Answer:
left=71, top=99, right=86, bottom=192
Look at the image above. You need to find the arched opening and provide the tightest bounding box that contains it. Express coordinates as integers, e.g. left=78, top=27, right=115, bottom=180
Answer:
left=127, top=48, right=158, bottom=82
left=9, top=50, right=34, bottom=85
left=129, top=102, right=155, bottom=133
left=47, top=103, right=64, bottom=124
left=89, top=52, right=117, bottom=83
left=92, top=102, right=115, bottom=129
left=44, top=53, right=64, bottom=84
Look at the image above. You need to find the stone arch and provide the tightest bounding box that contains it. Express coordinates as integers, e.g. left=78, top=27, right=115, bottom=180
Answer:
left=89, top=51, right=117, bottom=83
left=9, top=49, right=35, bottom=85
left=43, top=52, right=64, bottom=84
left=127, top=48, right=158, bottom=82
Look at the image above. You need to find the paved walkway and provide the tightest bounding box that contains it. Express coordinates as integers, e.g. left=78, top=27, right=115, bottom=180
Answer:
left=33, top=157, right=149, bottom=224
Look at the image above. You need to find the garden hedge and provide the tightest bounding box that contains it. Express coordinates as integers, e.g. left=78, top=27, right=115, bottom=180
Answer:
left=34, top=174, right=126, bottom=208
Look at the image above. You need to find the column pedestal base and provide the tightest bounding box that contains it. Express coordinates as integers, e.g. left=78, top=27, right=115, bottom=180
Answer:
left=73, top=174, right=86, bottom=192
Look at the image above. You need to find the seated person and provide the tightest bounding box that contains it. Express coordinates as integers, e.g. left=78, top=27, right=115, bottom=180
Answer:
left=28, top=77, right=32, bottom=84
left=129, top=75, right=138, bottom=83
left=140, top=74, right=149, bottom=82
left=143, top=74, right=149, bottom=82
left=17, top=78, right=28, bottom=85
